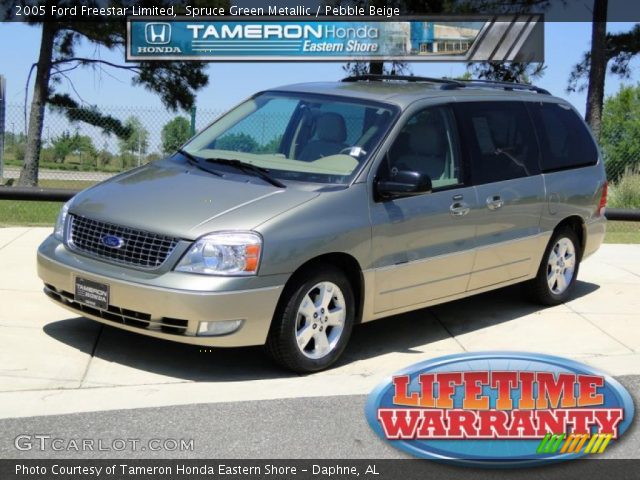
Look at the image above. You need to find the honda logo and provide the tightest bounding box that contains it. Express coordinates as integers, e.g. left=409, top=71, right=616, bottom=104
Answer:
left=145, top=23, right=171, bottom=45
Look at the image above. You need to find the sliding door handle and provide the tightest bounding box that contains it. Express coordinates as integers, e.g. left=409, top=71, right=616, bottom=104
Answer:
left=450, top=202, right=470, bottom=216
left=486, top=195, right=504, bottom=210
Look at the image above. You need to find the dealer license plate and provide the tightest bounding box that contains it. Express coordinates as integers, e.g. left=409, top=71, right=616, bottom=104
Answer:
left=74, top=277, right=109, bottom=310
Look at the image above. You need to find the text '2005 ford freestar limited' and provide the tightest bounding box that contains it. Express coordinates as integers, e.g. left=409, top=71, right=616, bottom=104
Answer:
left=38, top=75, right=607, bottom=372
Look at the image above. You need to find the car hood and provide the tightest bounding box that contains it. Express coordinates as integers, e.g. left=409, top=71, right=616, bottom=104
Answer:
left=68, top=159, right=319, bottom=239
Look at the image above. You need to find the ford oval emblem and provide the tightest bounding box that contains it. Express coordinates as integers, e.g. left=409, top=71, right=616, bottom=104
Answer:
left=101, top=234, right=125, bottom=249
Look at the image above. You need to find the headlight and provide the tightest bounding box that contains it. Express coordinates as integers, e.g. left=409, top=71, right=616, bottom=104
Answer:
left=53, top=200, right=71, bottom=240
left=175, top=232, right=262, bottom=275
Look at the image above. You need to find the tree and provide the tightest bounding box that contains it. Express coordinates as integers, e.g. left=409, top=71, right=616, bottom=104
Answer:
left=338, top=0, right=552, bottom=78
left=161, top=117, right=191, bottom=155
left=6, top=132, right=27, bottom=162
left=96, top=148, right=114, bottom=170
left=584, top=0, right=608, bottom=140
left=118, top=117, right=149, bottom=167
left=10, top=0, right=227, bottom=186
left=51, top=131, right=75, bottom=162
left=466, top=62, right=546, bottom=83
left=337, top=0, right=448, bottom=76
left=216, top=133, right=259, bottom=153
left=600, top=84, right=640, bottom=182
left=259, top=135, right=284, bottom=154
left=567, top=7, right=640, bottom=140
left=4, top=132, right=27, bottom=162
left=51, top=131, right=97, bottom=164
left=5, top=132, right=26, bottom=149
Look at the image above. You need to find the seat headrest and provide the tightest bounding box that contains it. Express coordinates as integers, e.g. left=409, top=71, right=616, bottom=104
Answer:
left=408, top=124, right=444, bottom=156
left=315, top=112, right=347, bottom=143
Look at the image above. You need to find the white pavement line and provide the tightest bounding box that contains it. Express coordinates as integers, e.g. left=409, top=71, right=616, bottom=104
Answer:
left=430, top=309, right=467, bottom=352
left=0, top=228, right=32, bottom=250
left=0, top=373, right=384, bottom=419
left=79, top=324, right=104, bottom=389
left=565, top=305, right=636, bottom=354
left=1, top=352, right=639, bottom=420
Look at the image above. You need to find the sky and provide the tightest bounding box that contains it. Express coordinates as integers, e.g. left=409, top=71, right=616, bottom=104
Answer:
left=0, top=22, right=638, bottom=112
left=0, top=21, right=638, bottom=153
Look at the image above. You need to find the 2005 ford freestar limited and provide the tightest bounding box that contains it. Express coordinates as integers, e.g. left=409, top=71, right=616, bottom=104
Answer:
left=38, top=76, right=607, bottom=372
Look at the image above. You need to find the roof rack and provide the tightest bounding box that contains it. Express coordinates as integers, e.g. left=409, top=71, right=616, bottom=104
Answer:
left=340, top=74, right=550, bottom=95
left=341, top=74, right=463, bottom=88
left=454, top=78, right=551, bottom=95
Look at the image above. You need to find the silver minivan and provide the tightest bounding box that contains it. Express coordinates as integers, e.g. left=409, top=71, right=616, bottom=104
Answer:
left=38, top=76, right=608, bottom=372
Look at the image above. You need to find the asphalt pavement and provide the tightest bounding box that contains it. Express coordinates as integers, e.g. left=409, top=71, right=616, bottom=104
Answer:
left=1, top=377, right=639, bottom=459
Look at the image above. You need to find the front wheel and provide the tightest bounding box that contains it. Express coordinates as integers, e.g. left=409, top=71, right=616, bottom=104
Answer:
left=528, top=227, right=581, bottom=306
left=265, top=267, right=354, bottom=373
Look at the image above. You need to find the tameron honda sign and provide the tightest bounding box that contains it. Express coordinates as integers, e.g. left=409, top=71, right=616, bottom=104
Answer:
left=127, top=16, right=544, bottom=62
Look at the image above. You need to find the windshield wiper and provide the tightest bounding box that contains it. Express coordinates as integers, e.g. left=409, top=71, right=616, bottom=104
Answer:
left=177, top=149, right=222, bottom=177
left=205, top=158, right=286, bottom=188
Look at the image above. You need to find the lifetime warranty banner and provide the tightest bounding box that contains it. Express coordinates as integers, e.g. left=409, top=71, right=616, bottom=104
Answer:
left=126, top=16, right=543, bottom=62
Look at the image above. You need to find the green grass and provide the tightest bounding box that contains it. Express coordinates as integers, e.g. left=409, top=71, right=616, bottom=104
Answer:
left=605, top=221, right=640, bottom=244
left=608, top=171, right=640, bottom=209
left=1, top=197, right=638, bottom=244
left=38, top=179, right=95, bottom=190
left=0, top=180, right=94, bottom=227
left=0, top=200, right=63, bottom=227
left=4, top=156, right=126, bottom=173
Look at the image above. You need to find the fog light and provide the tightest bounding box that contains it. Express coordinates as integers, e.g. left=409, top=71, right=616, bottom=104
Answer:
left=197, top=319, right=243, bottom=336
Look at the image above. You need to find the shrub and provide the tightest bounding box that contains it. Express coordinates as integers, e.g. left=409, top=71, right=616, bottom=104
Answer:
left=601, top=85, right=640, bottom=182
left=608, top=169, right=640, bottom=209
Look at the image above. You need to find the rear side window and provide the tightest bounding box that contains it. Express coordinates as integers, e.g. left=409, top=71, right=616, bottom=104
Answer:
left=454, top=101, right=540, bottom=185
left=527, top=102, right=599, bottom=172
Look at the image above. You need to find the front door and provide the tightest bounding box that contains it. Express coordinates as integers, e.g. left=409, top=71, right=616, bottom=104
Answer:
left=370, top=104, right=478, bottom=315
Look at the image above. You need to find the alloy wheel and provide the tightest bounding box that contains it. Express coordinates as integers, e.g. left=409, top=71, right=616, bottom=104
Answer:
left=546, top=237, right=576, bottom=295
left=294, top=281, right=346, bottom=359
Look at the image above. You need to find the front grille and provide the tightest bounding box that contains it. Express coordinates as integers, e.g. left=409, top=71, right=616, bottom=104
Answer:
left=68, top=215, right=179, bottom=269
left=44, top=284, right=189, bottom=336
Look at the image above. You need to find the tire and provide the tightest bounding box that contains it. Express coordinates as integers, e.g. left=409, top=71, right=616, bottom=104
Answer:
left=265, top=266, right=355, bottom=373
left=528, top=227, right=581, bottom=306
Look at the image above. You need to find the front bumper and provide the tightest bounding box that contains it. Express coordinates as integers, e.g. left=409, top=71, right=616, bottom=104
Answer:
left=37, top=235, right=285, bottom=347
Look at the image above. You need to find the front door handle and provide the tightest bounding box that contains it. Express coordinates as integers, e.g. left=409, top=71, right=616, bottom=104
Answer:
left=450, top=201, right=470, bottom=216
left=486, top=195, right=504, bottom=210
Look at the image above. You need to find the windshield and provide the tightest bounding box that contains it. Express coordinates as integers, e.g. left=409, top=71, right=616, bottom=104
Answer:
left=182, top=92, right=397, bottom=184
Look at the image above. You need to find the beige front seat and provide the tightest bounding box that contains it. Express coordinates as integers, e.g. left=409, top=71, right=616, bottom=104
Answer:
left=299, top=113, right=349, bottom=161
left=397, top=123, right=447, bottom=180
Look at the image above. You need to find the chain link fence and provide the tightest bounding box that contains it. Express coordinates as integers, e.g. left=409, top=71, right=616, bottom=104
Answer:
left=0, top=102, right=222, bottom=226
left=0, top=101, right=638, bottom=242
left=1, top=103, right=222, bottom=186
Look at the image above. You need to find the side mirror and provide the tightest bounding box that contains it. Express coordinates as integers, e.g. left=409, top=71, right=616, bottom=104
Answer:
left=376, top=170, right=432, bottom=199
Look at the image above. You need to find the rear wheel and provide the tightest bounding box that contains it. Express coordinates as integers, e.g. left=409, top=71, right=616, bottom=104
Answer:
left=265, top=267, right=354, bottom=373
left=528, top=227, right=581, bottom=305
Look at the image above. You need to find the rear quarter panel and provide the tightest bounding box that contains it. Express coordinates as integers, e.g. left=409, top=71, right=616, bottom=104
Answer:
left=540, top=162, right=607, bottom=256
left=530, top=97, right=607, bottom=258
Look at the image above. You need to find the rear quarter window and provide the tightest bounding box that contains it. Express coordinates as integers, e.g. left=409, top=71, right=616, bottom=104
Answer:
left=527, top=102, right=599, bottom=172
left=453, top=101, right=541, bottom=185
